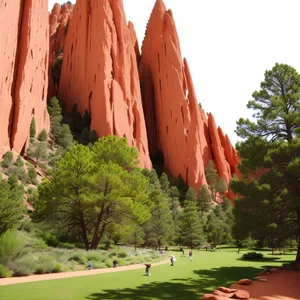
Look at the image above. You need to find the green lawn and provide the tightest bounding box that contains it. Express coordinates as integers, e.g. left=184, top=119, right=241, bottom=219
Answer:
left=0, top=249, right=295, bottom=300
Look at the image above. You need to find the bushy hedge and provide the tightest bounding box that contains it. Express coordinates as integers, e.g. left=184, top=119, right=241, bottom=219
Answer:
left=242, top=251, right=264, bottom=260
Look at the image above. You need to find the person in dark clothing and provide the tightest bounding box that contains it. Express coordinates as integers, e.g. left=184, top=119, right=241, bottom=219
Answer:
left=145, top=264, right=151, bottom=276
left=189, top=250, right=193, bottom=261
left=113, top=260, right=118, bottom=268
left=180, top=247, right=185, bottom=256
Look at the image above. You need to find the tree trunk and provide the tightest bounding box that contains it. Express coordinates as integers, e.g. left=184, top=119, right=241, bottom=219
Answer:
left=295, top=208, right=300, bottom=265
left=79, top=212, right=89, bottom=250
left=90, top=206, right=105, bottom=250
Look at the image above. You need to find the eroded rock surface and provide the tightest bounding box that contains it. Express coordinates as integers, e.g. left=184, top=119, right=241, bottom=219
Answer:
left=58, top=0, right=151, bottom=169
left=139, top=0, right=239, bottom=195
left=0, top=0, right=50, bottom=155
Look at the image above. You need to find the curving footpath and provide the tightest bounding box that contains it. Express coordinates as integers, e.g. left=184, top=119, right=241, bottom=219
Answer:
left=0, top=259, right=170, bottom=286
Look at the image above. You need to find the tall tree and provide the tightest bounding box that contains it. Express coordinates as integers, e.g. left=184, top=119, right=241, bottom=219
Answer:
left=35, top=137, right=153, bottom=250
left=0, top=177, right=24, bottom=235
left=179, top=200, right=204, bottom=249
left=197, top=184, right=212, bottom=214
left=233, top=63, right=300, bottom=264
left=30, top=117, right=36, bottom=139
left=47, top=97, right=63, bottom=147
left=185, top=187, right=197, bottom=204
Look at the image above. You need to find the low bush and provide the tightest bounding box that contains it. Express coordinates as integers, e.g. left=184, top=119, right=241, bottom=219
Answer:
left=35, top=255, right=56, bottom=274
left=0, top=264, right=13, bottom=278
left=11, top=255, right=37, bottom=276
left=242, top=251, right=264, bottom=260
left=104, top=259, right=113, bottom=268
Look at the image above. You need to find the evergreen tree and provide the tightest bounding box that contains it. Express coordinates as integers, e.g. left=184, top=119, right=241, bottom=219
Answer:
left=179, top=200, right=204, bottom=248
left=0, top=177, right=24, bottom=235
left=159, top=172, right=170, bottom=194
left=144, top=189, right=174, bottom=250
left=233, top=63, right=300, bottom=264
left=30, top=117, right=36, bottom=139
left=57, top=124, right=74, bottom=149
left=1, top=152, right=13, bottom=168
left=47, top=97, right=63, bottom=146
left=38, top=129, right=48, bottom=142
left=205, top=161, right=227, bottom=201
left=28, top=165, right=38, bottom=185
left=35, top=137, right=153, bottom=250
left=185, top=187, right=197, bottom=203
left=198, top=184, right=212, bottom=214
left=14, top=156, right=24, bottom=168
left=174, top=174, right=189, bottom=204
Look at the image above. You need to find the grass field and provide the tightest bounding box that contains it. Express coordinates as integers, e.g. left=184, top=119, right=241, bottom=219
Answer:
left=0, top=249, right=296, bottom=300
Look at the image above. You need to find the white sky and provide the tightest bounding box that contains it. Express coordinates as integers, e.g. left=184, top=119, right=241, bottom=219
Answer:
left=49, top=0, right=300, bottom=145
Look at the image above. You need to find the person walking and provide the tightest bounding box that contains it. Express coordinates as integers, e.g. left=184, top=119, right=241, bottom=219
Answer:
left=189, top=250, right=193, bottom=261
left=145, top=264, right=151, bottom=276
left=170, top=255, right=176, bottom=266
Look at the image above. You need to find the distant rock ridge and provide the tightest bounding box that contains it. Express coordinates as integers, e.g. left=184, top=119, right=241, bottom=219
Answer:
left=0, top=0, right=50, bottom=156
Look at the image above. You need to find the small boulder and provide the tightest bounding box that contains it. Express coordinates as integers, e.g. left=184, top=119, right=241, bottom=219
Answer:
left=213, top=290, right=235, bottom=297
left=216, top=286, right=237, bottom=293
left=234, top=290, right=250, bottom=299
left=259, top=278, right=267, bottom=282
left=237, top=279, right=252, bottom=285
left=202, top=294, right=228, bottom=300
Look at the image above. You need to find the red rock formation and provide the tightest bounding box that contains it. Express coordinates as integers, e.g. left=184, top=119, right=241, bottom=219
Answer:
left=139, top=0, right=240, bottom=199
left=0, top=0, right=50, bottom=156
left=58, top=0, right=151, bottom=169
left=48, top=2, right=74, bottom=98
left=139, top=0, right=210, bottom=191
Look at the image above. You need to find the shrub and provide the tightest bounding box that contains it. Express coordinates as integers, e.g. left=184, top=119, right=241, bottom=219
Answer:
left=0, top=264, right=13, bottom=278
left=35, top=255, right=56, bottom=274
left=42, top=232, right=60, bottom=247
left=0, top=230, right=24, bottom=266
left=242, top=251, right=264, bottom=260
left=38, top=129, right=48, bottom=142
left=28, top=166, right=38, bottom=185
left=58, top=242, right=76, bottom=249
left=14, top=156, right=24, bottom=168
left=86, top=251, right=105, bottom=262
left=117, top=249, right=128, bottom=258
left=68, top=252, right=87, bottom=264
left=11, top=254, right=37, bottom=276
left=7, top=165, right=27, bottom=182
left=1, top=151, right=14, bottom=168
left=104, top=259, right=113, bottom=268
left=52, top=262, right=62, bottom=273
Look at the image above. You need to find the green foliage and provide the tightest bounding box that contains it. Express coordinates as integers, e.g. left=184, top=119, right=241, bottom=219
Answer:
left=0, top=178, right=24, bottom=235
left=14, top=156, right=24, bottom=167
left=7, top=165, right=27, bottom=182
left=242, top=252, right=263, bottom=260
left=198, top=184, right=212, bottom=214
left=1, top=151, right=14, bottom=168
left=28, top=141, right=48, bottom=165
left=174, top=173, right=189, bottom=204
left=51, top=57, right=63, bottom=86
left=38, top=129, right=48, bottom=142
left=47, top=97, right=63, bottom=146
left=28, top=165, right=38, bottom=185
left=233, top=63, right=300, bottom=264
left=0, top=231, right=24, bottom=266
left=57, top=124, right=74, bottom=149
left=0, top=264, right=13, bottom=278
left=185, top=187, right=197, bottom=203
left=30, top=117, right=36, bottom=139
left=35, top=136, right=153, bottom=250
left=179, top=200, right=204, bottom=248
left=205, top=161, right=227, bottom=201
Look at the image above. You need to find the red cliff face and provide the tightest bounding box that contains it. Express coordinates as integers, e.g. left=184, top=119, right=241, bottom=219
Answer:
left=139, top=0, right=239, bottom=196
left=0, top=0, right=50, bottom=156
left=58, top=0, right=151, bottom=169
left=48, top=2, right=74, bottom=99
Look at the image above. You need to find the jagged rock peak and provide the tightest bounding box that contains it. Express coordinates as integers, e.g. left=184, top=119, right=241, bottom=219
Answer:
left=58, top=0, right=151, bottom=169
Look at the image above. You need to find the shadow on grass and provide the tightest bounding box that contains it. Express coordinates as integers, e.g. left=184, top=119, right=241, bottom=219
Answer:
left=86, top=266, right=261, bottom=300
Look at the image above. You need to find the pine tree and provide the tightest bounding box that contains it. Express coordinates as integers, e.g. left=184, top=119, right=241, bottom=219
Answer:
left=30, top=117, right=36, bottom=139
left=38, top=129, right=48, bottom=142
left=47, top=97, right=63, bottom=146
left=198, top=184, right=212, bottom=214
left=233, top=63, right=300, bottom=264
left=179, top=200, right=204, bottom=249
left=185, top=187, right=197, bottom=203
left=1, top=152, right=13, bottom=168
left=57, top=124, right=74, bottom=149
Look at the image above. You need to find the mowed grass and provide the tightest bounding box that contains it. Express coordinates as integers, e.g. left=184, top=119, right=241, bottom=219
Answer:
left=0, top=249, right=295, bottom=300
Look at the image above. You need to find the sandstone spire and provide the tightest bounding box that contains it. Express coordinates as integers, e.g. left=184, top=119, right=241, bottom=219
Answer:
left=58, top=0, right=151, bottom=169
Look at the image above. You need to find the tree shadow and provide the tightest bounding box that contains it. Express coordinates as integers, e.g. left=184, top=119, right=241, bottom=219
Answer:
left=86, top=266, right=262, bottom=300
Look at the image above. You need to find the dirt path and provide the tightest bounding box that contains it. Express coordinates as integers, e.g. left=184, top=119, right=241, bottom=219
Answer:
left=0, top=259, right=170, bottom=286
left=231, top=270, right=300, bottom=300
